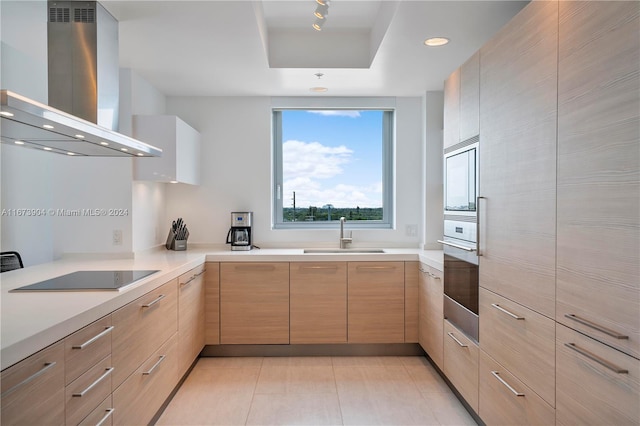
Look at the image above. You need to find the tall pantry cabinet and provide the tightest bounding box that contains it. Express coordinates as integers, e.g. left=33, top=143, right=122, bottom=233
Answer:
left=442, top=1, right=639, bottom=424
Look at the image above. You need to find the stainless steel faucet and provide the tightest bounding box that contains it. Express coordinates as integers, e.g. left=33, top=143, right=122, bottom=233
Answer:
left=339, top=217, right=353, bottom=249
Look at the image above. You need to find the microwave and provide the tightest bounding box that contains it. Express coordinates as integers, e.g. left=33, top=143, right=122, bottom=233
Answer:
left=444, top=141, right=478, bottom=215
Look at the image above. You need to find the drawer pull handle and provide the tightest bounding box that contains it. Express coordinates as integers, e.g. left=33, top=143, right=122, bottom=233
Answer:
left=491, top=371, right=525, bottom=397
left=72, top=367, right=114, bottom=397
left=418, top=268, right=442, bottom=280
left=355, top=265, right=397, bottom=270
left=564, top=314, right=628, bottom=340
left=491, top=304, right=525, bottom=320
left=182, top=269, right=206, bottom=285
left=142, top=294, right=166, bottom=308
left=143, top=355, right=166, bottom=376
left=95, top=408, right=115, bottom=426
left=447, top=332, right=468, bottom=347
left=72, top=326, right=115, bottom=349
left=301, top=265, right=339, bottom=270
left=437, top=240, right=476, bottom=252
left=1, top=362, right=57, bottom=398
left=235, top=265, right=276, bottom=271
left=564, top=343, right=628, bottom=374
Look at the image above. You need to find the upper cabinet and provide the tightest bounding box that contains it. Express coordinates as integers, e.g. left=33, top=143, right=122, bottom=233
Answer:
left=478, top=0, right=558, bottom=318
left=555, top=1, right=640, bottom=358
left=459, top=52, right=480, bottom=142
left=443, top=52, right=480, bottom=150
left=133, top=115, right=201, bottom=185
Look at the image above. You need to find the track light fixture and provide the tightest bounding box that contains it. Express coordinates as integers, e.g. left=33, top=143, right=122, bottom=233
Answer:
left=316, top=0, right=327, bottom=5
left=312, top=0, right=329, bottom=31
left=313, top=17, right=324, bottom=31
left=314, top=4, right=329, bottom=19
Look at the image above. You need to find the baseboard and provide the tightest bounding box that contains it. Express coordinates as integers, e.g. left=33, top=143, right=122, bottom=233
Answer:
left=201, top=343, right=423, bottom=357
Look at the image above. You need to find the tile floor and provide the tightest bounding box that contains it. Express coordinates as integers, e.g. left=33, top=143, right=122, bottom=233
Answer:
left=156, top=356, right=477, bottom=426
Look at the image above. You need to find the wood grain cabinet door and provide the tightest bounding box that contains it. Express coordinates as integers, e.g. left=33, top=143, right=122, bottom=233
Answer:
left=290, top=262, right=347, bottom=344
left=418, top=264, right=444, bottom=370
left=443, top=68, right=460, bottom=150
left=220, top=262, right=290, bottom=344
left=178, top=264, right=206, bottom=376
left=556, top=1, right=640, bottom=359
left=459, top=51, right=480, bottom=142
left=478, top=0, right=558, bottom=318
left=0, top=342, right=65, bottom=426
left=347, top=262, right=405, bottom=343
left=204, top=262, right=220, bottom=345
left=443, top=320, right=479, bottom=412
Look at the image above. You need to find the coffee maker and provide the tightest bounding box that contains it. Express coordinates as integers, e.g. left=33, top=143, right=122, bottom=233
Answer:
left=226, top=212, right=253, bottom=251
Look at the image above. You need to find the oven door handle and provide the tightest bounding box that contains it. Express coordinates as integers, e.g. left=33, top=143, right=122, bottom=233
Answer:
left=437, top=240, right=476, bottom=252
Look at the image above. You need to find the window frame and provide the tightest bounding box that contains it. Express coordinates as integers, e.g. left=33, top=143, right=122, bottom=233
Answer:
left=272, top=107, right=395, bottom=230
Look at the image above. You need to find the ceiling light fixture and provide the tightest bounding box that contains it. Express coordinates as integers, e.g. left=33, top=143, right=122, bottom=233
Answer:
left=14, top=140, right=25, bottom=145
left=43, top=124, right=54, bottom=129
left=424, top=37, right=450, bottom=47
left=314, top=4, right=329, bottom=19
left=312, top=0, right=329, bottom=31
left=74, top=134, right=85, bottom=139
left=310, top=87, right=328, bottom=93
left=316, top=0, right=327, bottom=5
left=67, top=152, right=76, bottom=156
left=0, top=111, right=14, bottom=117
left=43, top=147, right=52, bottom=151
left=100, top=141, right=109, bottom=146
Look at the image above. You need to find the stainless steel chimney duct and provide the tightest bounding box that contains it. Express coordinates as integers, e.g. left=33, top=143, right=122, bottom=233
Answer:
left=48, top=1, right=119, bottom=130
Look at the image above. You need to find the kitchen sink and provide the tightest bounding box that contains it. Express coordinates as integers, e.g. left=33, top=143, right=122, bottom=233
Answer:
left=303, top=248, right=386, bottom=254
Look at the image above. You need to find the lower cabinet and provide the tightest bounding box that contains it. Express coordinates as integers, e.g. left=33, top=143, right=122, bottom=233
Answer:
left=290, top=262, right=347, bottom=344
left=78, top=396, right=114, bottom=426
left=65, top=355, right=113, bottom=425
left=479, top=350, right=555, bottom=425
left=556, top=324, right=640, bottom=426
left=348, top=262, right=405, bottom=343
left=443, top=319, right=479, bottom=412
left=113, top=334, right=179, bottom=426
left=404, top=262, right=419, bottom=343
left=418, top=263, right=444, bottom=370
left=204, top=262, right=220, bottom=345
left=220, top=262, right=290, bottom=344
left=0, top=341, right=65, bottom=426
left=177, top=264, right=206, bottom=376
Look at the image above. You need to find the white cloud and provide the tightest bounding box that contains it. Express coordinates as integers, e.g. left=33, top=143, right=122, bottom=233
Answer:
left=283, top=140, right=352, bottom=180
left=307, top=110, right=361, bottom=118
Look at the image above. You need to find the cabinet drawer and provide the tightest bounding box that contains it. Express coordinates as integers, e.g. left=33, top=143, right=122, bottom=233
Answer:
left=348, top=262, right=405, bottom=343
left=443, top=320, right=479, bottom=412
left=418, top=264, right=444, bottom=370
left=1, top=341, right=65, bottom=426
left=220, top=263, right=290, bottom=344
left=65, top=315, right=113, bottom=385
left=204, top=262, right=220, bottom=345
left=178, top=264, right=206, bottom=375
left=112, top=279, right=178, bottom=389
left=290, top=262, right=347, bottom=344
left=78, top=396, right=114, bottom=426
left=556, top=324, right=640, bottom=426
left=65, top=355, right=113, bottom=426
left=113, top=334, right=179, bottom=426
left=479, top=288, right=555, bottom=406
left=479, top=350, right=555, bottom=425
left=405, top=261, right=419, bottom=343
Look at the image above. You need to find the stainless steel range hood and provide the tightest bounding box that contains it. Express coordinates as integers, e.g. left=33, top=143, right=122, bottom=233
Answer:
left=0, top=1, right=161, bottom=157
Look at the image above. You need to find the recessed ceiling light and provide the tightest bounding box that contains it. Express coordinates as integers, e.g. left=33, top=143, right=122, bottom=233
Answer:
left=67, top=152, right=76, bottom=156
left=100, top=141, right=109, bottom=146
left=43, top=147, right=53, bottom=151
left=74, top=134, right=85, bottom=139
left=43, top=124, right=54, bottom=129
left=120, top=148, right=128, bottom=152
left=136, top=153, right=144, bottom=156
left=0, top=111, right=14, bottom=117
left=14, top=140, right=25, bottom=145
left=424, top=37, right=450, bottom=47
left=169, top=180, right=178, bottom=184
left=310, top=87, right=328, bottom=93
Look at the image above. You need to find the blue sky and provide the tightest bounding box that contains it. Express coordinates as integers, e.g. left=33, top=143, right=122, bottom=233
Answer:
left=281, top=110, right=383, bottom=208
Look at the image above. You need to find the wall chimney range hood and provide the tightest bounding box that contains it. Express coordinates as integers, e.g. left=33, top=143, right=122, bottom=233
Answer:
left=0, top=1, right=162, bottom=157
left=1, top=90, right=162, bottom=157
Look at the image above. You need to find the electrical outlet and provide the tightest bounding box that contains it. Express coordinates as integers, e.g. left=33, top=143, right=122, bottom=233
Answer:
left=405, top=224, right=418, bottom=237
left=112, top=229, right=122, bottom=246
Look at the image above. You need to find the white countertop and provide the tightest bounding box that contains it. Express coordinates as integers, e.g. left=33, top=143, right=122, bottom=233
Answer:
left=0, top=246, right=442, bottom=370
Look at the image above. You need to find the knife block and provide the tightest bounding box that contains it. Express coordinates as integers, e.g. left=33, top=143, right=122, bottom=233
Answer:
left=165, top=230, right=187, bottom=251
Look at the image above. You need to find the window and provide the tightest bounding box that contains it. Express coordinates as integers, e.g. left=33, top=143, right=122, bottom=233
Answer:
left=273, top=108, right=394, bottom=228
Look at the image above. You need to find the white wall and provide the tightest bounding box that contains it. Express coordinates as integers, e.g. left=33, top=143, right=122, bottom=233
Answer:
left=423, top=91, right=444, bottom=249
left=165, top=96, right=424, bottom=248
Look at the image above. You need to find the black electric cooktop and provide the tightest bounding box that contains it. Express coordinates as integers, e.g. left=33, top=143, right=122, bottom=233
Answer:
left=11, top=270, right=159, bottom=292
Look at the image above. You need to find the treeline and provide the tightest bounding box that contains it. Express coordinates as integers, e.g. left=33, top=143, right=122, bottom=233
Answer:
left=283, top=206, right=383, bottom=222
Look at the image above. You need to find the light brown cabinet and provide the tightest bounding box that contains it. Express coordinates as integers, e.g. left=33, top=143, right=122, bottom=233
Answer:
left=220, top=262, right=290, bottom=344
left=204, top=262, right=220, bottom=345
left=556, top=324, right=640, bottom=425
left=478, top=0, right=558, bottom=318
left=479, top=350, right=555, bottom=425
left=64, top=315, right=113, bottom=386
left=113, top=334, right=179, bottom=426
left=347, top=262, right=405, bottom=343
left=418, top=263, right=443, bottom=370
left=78, top=396, right=113, bottom=426
left=0, top=341, right=65, bottom=426
left=178, top=264, right=206, bottom=376
left=404, top=261, right=419, bottom=343
left=443, top=68, right=460, bottom=150
left=111, top=278, right=178, bottom=389
left=479, top=288, right=555, bottom=406
left=556, top=1, right=640, bottom=359
left=459, top=51, right=480, bottom=141
left=443, top=320, right=479, bottom=412
left=65, top=355, right=113, bottom=426
left=290, top=262, right=347, bottom=344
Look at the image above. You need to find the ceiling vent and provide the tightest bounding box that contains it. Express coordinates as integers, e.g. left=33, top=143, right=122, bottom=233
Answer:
left=73, top=7, right=96, bottom=23
left=48, top=7, right=70, bottom=23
